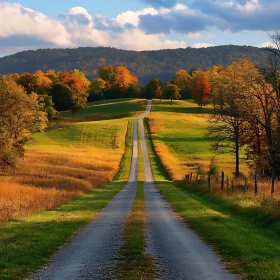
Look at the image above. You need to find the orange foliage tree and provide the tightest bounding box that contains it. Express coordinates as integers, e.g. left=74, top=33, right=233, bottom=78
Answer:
left=192, top=72, right=211, bottom=107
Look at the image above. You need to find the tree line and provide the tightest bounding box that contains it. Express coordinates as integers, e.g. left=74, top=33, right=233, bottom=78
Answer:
left=0, top=45, right=268, bottom=84
left=0, top=32, right=279, bottom=175
left=191, top=33, right=280, bottom=177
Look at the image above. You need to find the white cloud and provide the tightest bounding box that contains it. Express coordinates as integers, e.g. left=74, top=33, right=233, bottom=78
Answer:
left=192, top=43, right=213, bottom=48
left=0, top=2, right=74, bottom=47
left=236, top=0, right=261, bottom=13
left=108, top=28, right=187, bottom=51
left=114, top=8, right=158, bottom=27
left=186, top=32, right=201, bottom=39
left=257, top=41, right=274, bottom=48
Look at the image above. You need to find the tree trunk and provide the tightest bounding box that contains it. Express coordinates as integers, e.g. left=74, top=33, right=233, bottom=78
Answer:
left=170, top=99, right=173, bottom=105
left=235, top=133, right=240, bottom=176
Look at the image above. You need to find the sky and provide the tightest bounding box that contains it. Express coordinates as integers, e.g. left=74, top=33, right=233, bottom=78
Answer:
left=0, top=0, right=278, bottom=57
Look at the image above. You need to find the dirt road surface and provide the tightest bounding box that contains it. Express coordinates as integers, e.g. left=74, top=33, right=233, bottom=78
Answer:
left=28, top=101, right=236, bottom=280
left=28, top=119, right=139, bottom=280
left=139, top=100, right=236, bottom=280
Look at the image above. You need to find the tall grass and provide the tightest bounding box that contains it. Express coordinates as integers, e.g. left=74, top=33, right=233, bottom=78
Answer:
left=0, top=99, right=145, bottom=221
left=148, top=99, right=249, bottom=180
left=148, top=99, right=280, bottom=220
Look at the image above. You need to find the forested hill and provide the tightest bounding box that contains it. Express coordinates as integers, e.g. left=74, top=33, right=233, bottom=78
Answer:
left=0, top=45, right=268, bottom=84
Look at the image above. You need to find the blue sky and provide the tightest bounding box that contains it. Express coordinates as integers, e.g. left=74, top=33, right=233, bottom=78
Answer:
left=0, top=0, right=278, bottom=56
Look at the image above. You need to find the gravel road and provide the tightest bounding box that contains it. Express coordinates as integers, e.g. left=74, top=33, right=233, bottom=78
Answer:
left=139, top=100, right=237, bottom=280
left=28, top=118, right=139, bottom=280
left=28, top=101, right=237, bottom=280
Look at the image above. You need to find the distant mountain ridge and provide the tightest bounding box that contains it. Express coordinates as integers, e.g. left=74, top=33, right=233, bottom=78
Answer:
left=0, top=45, right=268, bottom=84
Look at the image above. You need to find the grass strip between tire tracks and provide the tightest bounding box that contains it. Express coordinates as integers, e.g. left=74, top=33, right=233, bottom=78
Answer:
left=144, top=118, right=280, bottom=280
left=0, top=120, right=133, bottom=280
left=116, top=119, right=159, bottom=280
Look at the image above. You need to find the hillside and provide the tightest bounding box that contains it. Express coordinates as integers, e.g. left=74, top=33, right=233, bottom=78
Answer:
left=0, top=45, right=269, bottom=84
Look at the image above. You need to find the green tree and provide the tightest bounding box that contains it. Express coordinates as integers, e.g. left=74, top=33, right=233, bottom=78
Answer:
left=163, top=84, right=181, bottom=105
left=88, top=78, right=106, bottom=101
left=145, top=78, right=162, bottom=100
left=0, top=76, right=48, bottom=171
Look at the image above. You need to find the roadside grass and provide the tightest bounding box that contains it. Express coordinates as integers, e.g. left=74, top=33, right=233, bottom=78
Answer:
left=144, top=114, right=280, bottom=279
left=116, top=120, right=159, bottom=280
left=148, top=99, right=248, bottom=180
left=0, top=119, right=127, bottom=221
left=0, top=98, right=145, bottom=221
left=0, top=119, right=133, bottom=280
left=59, top=98, right=146, bottom=123
left=148, top=99, right=280, bottom=214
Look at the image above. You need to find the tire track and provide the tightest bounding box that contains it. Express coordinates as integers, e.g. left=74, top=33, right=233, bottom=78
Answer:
left=140, top=100, right=237, bottom=280
left=28, top=119, right=139, bottom=280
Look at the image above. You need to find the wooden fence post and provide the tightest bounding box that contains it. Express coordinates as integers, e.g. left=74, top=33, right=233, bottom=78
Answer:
left=190, top=173, right=193, bottom=182
left=271, top=168, right=276, bottom=195
left=221, top=172, right=225, bottom=190
left=208, top=174, right=211, bottom=189
left=254, top=173, right=258, bottom=196
left=231, top=180, right=234, bottom=193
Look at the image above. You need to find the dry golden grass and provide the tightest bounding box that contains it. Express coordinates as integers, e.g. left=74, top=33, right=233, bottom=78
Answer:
left=0, top=100, right=134, bottom=221
left=0, top=180, right=79, bottom=221
left=148, top=102, right=249, bottom=181
left=0, top=147, right=123, bottom=221
left=149, top=100, right=280, bottom=218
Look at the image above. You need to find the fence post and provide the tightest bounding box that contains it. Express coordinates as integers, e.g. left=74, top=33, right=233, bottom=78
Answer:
left=231, top=180, right=234, bottom=193
left=190, top=173, right=193, bottom=182
left=254, top=173, right=258, bottom=196
left=196, top=174, right=199, bottom=181
left=221, top=172, right=225, bottom=190
left=271, top=168, right=276, bottom=195
left=208, top=174, right=211, bottom=189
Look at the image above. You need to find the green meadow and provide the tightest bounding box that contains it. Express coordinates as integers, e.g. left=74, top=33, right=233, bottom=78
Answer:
left=0, top=98, right=145, bottom=280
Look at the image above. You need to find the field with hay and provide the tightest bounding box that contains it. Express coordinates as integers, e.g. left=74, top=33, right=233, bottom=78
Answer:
left=0, top=98, right=145, bottom=221
left=148, top=99, right=280, bottom=217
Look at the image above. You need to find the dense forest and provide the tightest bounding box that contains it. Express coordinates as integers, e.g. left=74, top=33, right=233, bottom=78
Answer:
left=0, top=45, right=269, bottom=84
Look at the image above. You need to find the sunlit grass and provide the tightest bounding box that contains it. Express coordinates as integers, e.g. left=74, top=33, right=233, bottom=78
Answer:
left=0, top=118, right=134, bottom=280
left=0, top=98, right=146, bottom=221
left=144, top=115, right=280, bottom=280
left=148, top=99, right=248, bottom=180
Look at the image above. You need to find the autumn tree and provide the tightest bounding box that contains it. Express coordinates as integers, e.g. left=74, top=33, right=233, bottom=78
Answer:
left=192, top=71, right=212, bottom=107
left=113, top=66, right=138, bottom=97
left=208, top=59, right=256, bottom=176
left=70, top=69, right=90, bottom=88
left=163, top=84, right=181, bottom=105
left=205, top=65, right=225, bottom=111
left=51, top=71, right=88, bottom=114
left=99, top=65, right=114, bottom=91
left=172, top=69, right=192, bottom=99
left=0, top=76, right=48, bottom=171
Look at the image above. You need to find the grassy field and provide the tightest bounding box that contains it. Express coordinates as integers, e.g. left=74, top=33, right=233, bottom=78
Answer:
left=0, top=98, right=145, bottom=221
left=0, top=115, right=134, bottom=280
left=144, top=117, right=280, bottom=280
left=148, top=99, right=249, bottom=181
left=59, top=98, right=145, bottom=122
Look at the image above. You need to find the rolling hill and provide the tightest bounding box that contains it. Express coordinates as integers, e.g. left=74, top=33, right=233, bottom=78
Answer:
left=0, top=45, right=269, bottom=84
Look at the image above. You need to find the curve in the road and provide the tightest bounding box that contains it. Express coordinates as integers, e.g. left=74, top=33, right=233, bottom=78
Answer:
left=139, top=100, right=237, bottom=280
left=28, top=119, right=139, bottom=280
